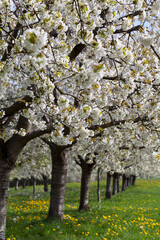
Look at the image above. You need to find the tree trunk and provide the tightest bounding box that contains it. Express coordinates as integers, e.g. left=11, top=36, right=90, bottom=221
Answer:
left=0, top=136, right=26, bottom=240
left=79, top=164, right=93, bottom=211
left=105, top=172, right=112, bottom=199
left=122, top=174, right=127, bottom=191
left=23, top=179, right=27, bottom=189
left=131, top=175, right=136, bottom=185
left=97, top=168, right=101, bottom=203
left=0, top=160, right=11, bottom=240
left=117, top=174, right=120, bottom=193
left=128, top=176, right=131, bottom=186
left=126, top=177, right=130, bottom=187
left=15, top=178, right=19, bottom=190
left=0, top=116, right=52, bottom=240
left=112, top=173, right=117, bottom=195
left=48, top=145, right=69, bottom=221
left=43, top=175, right=49, bottom=192
left=33, top=178, right=36, bottom=195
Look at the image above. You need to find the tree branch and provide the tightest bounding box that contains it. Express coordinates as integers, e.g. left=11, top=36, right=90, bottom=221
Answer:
left=41, top=137, right=53, bottom=147
left=2, top=95, right=32, bottom=117
left=114, top=25, right=142, bottom=34
left=118, top=10, right=143, bottom=20
left=124, top=164, right=133, bottom=170
left=24, top=128, right=52, bottom=142
left=69, top=43, right=86, bottom=61
left=89, top=115, right=148, bottom=131
left=150, top=45, right=160, bottom=61
left=1, top=22, right=22, bottom=61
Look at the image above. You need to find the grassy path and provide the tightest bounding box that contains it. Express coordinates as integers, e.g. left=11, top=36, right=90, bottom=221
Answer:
left=6, top=179, right=160, bottom=240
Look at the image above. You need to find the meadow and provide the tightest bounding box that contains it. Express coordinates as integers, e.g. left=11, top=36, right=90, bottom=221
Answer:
left=6, top=178, right=160, bottom=240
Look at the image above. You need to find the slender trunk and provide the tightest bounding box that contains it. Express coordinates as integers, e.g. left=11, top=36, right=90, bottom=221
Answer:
left=33, top=178, right=36, bottom=195
left=97, top=168, right=101, bottom=203
left=126, top=177, right=130, bottom=187
left=0, top=160, right=11, bottom=240
left=112, top=173, right=117, bottom=195
left=128, top=176, right=131, bottom=186
left=15, top=178, right=19, bottom=190
left=48, top=145, right=69, bottom=221
left=43, top=175, right=49, bottom=192
left=122, top=174, right=127, bottom=191
left=105, top=172, right=112, bottom=199
left=131, top=175, right=136, bottom=186
left=79, top=165, right=93, bottom=211
left=23, top=179, right=27, bottom=189
left=117, top=174, right=120, bottom=193
left=130, top=175, right=133, bottom=185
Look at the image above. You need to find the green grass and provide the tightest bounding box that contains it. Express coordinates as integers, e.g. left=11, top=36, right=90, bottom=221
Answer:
left=6, top=179, right=160, bottom=240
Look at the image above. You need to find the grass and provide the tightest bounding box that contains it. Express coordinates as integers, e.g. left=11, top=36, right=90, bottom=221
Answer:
left=6, top=178, right=160, bottom=240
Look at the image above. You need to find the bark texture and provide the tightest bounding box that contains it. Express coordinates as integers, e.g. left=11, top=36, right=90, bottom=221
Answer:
left=48, top=144, right=69, bottom=220
left=74, top=154, right=96, bottom=211
left=105, top=172, right=112, bottom=199
left=79, top=164, right=93, bottom=211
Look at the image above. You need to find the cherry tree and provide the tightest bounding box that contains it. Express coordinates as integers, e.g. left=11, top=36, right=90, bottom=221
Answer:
left=70, top=138, right=101, bottom=211
left=1, top=0, right=160, bottom=239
